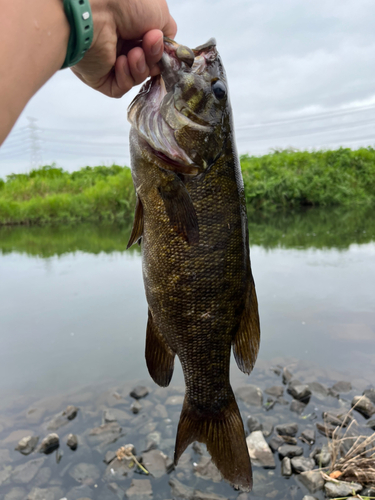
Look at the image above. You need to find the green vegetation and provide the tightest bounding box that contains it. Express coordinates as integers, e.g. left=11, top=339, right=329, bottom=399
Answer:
left=1, top=206, right=374, bottom=258
left=1, top=147, right=375, bottom=226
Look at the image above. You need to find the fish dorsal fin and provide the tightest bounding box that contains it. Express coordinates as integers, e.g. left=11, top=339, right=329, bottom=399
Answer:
left=232, top=277, right=260, bottom=374
left=145, top=309, right=175, bottom=387
left=127, top=195, right=144, bottom=249
left=158, top=171, right=199, bottom=245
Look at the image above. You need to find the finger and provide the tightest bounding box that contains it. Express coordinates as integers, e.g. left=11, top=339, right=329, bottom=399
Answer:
left=127, top=47, right=150, bottom=85
left=111, top=55, right=135, bottom=98
left=142, top=30, right=164, bottom=68
left=163, top=15, right=177, bottom=39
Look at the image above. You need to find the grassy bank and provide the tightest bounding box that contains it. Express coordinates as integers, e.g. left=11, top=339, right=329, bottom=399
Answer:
left=1, top=147, right=375, bottom=225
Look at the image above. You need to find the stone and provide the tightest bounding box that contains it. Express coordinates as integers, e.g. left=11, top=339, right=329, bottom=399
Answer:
left=300, top=428, right=315, bottom=445
left=63, top=405, right=79, bottom=420
left=352, top=395, right=375, bottom=418
left=322, top=411, right=352, bottom=427
left=302, top=497, right=318, bottom=500
left=141, top=449, right=168, bottom=478
left=12, top=457, right=45, bottom=484
left=278, top=444, right=303, bottom=459
left=103, top=410, right=117, bottom=423
left=246, top=431, right=275, bottom=469
left=69, top=463, right=101, bottom=484
left=287, top=384, right=311, bottom=402
left=107, top=408, right=132, bottom=423
left=307, top=382, right=329, bottom=398
left=4, top=487, right=27, bottom=500
left=130, top=386, right=149, bottom=400
left=324, top=480, right=362, bottom=497
left=104, top=450, right=117, bottom=464
left=281, top=435, right=297, bottom=445
left=0, top=448, right=12, bottom=464
left=281, top=457, right=292, bottom=476
left=366, top=418, right=375, bottom=430
left=277, top=396, right=289, bottom=405
left=332, top=381, right=352, bottom=393
left=107, top=481, right=126, bottom=499
left=145, top=431, right=161, bottom=451
left=298, top=470, right=324, bottom=493
left=362, top=486, right=375, bottom=496
left=261, top=417, right=274, bottom=437
left=268, top=435, right=284, bottom=452
left=3, top=430, right=35, bottom=443
left=38, top=433, right=59, bottom=454
left=363, top=388, right=375, bottom=404
left=15, top=435, right=39, bottom=455
left=34, top=467, right=52, bottom=487
left=316, top=423, right=338, bottom=438
left=153, top=404, right=168, bottom=418
left=264, top=386, right=284, bottom=398
left=313, top=447, right=331, bottom=468
left=88, top=422, right=122, bottom=446
left=27, top=487, right=64, bottom=500
left=235, top=385, right=263, bottom=407
left=126, top=479, right=153, bottom=499
left=193, top=455, right=221, bottom=482
left=328, top=388, right=339, bottom=398
left=192, top=492, right=227, bottom=500
left=290, top=400, right=307, bottom=414
left=165, top=395, right=184, bottom=406
left=103, top=458, right=129, bottom=482
left=247, top=416, right=262, bottom=433
left=0, top=468, right=12, bottom=486
left=282, top=368, right=293, bottom=385
left=131, top=401, right=142, bottom=414
left=67, top=434, right=78, bottom=450
left=291, top=456, right=315, bottom=473
left=275, top=423, right=298, bottom=437
left=169, top=477, right=194, bottom=499
left=65, top=484, right=93, bottom=500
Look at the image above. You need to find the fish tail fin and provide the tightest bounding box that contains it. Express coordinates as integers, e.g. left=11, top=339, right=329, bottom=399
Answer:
left=174, top=392, right=252, bottom=491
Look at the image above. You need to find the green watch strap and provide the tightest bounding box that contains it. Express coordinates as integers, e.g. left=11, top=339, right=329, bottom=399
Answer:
left=61, top=0, right=94, bottom=69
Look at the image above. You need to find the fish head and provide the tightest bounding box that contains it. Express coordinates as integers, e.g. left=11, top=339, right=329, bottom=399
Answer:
left=128, top=38, right=231, bottom=174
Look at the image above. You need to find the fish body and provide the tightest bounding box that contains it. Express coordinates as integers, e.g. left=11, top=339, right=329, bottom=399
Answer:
left=127, top=38, right=260, bottom=491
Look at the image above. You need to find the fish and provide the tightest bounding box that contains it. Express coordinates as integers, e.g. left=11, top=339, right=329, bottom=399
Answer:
left=126, top=37, right=260, bottom=491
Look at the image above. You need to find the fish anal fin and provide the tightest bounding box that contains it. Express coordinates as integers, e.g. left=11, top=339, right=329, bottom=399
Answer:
left=174, top=393, right=252, bottom=491
left=145, top=310, right=175, bottom=387
left=233, top=277, right=260, bottom=375
left=158, top=173, right=199, bottom=246
left=127, top=195, right=144, bottom=249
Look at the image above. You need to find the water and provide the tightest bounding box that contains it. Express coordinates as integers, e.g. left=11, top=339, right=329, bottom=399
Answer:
left=0, top=207, right=374, bottom=499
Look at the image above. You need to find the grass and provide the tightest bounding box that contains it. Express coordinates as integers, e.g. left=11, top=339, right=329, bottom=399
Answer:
left=1, top=146, right=375, bottom=225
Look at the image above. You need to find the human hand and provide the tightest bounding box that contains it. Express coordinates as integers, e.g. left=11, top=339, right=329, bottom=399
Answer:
left=71, top=0, right=177, bottom=98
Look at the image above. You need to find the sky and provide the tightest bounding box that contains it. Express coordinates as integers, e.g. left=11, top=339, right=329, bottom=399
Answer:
left=1, top=0, right=375, bottom=176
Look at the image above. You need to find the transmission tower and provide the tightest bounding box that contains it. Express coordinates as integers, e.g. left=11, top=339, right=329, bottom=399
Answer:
left=27, top=117, right=43, bottom=169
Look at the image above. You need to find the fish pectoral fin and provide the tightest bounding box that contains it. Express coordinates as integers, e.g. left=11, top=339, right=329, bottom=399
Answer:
left=127, top=195, right=144, bottom=249
left=158, top=173, right=199, bottom=246
left=174, top=392, right=252, bottom=492
left=145, top=309, right=175, bottom=387
left=232, top=277, right=260, bottom=375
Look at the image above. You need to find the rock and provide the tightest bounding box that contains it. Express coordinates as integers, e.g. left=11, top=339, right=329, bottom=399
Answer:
left=47, top=405, right=78, bottom=431
left=291, top=456, right=315, bottom=473
left=141, top=449, right=168, bottom=478
left=352, top=395, right=375, bottom=418
left=67, top=434, right=78, bottom=450
left=69, top=462, right=101, bottom=484
left=363, top=388, right=375, bottom=404
left=247, top=416, right=262, bottom=433
left=3, top=429, right=35, bottom=443
left=103, top=457, right=129, bottom=482
left=0, top=468, right=12, bottom=486
left=88, top=422, right=122, bottom=446
left=4, top=487, right=27, bottom=500
left=246, top=430, right=275, bottom=468
left=15, top=435, right=39, bottom=455
left=169, top=477, right=194, bottom=499
left=332, top=381, right=352, bottom=393
left=282, top=368, right=293, bottom=384
left=290, top=400, right=307, bottom=414
left=103, top=410, right=117, bottom=423
left=278, top=444, right=303, bottom=459
left=104, top=450, right=117, bottom=464
left=302, top=497, right=318, bottom=500
left=316, top=423, right=338, bottom=438
left=235, top=385, right=263, bottom=407
left=281, top=457, right=292, bottom=476
left=298, top=470, right=324, bottom=493
left=362, top=486, right=375, bottom=497
left=131, top=401, right=142, bottom=414
left=165, top=395, right=184, bottom=406
left=268, top=435, right=284, bottom=452
left=324, top=480, right=362, bottom=498
left=126, top=479, right=153, bottom=499
left=275, top=423, right=298, bottom=437
left=281, top=435, right=297, bottom=445
left=27, top=487, right=64, bottom=500
left=107, top=481, right=126, bottom=499
left=264, top=386, right=284, bottom=398
left=313, top=447, right=331, bottom=467
left=38, top=433, right=59, bottom=454
left=300, top=428, right=315, bottom=445
left=260, top=417, right=274, bottom=437
left=192, top=492, right=227, bottom=500
left=328, top=387, right=339, bottom=398
left=130, top=386, right=149, bottom=400
left=64, top=405, right=79, bottom=420
left=322, top=411, right=352, bottom=427
left=287, top=384, right=311, bottom=402
left=307, top=382, right=329, bottom=399
left=107, top=408, right=132, bottom=423
left=0, top=448, right=11, bottom=465
left=193, top=455, right=221, bottom=482
left=144, top=431, right=161, bottom=452
left=277, top=396, right=289, bottom=405
left=366, top=418, right=375, bottom=430
left=65, top=484, right=94, bottom=500
left=12, top=457, right=45, bottom=484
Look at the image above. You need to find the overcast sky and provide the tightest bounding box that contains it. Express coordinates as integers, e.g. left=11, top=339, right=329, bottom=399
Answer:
left=1, top=0, right=375, bottom=176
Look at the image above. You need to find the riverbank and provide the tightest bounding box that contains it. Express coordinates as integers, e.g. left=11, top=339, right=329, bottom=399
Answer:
left=1, top=147, right=375, bottom=225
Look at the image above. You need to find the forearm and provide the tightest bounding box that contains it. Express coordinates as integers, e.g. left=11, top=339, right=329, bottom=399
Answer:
left=0, top=0, right=69, bottom=144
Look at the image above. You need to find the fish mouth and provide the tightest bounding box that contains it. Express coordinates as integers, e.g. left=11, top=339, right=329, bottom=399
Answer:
left=127, top=38, right=217, bottom=175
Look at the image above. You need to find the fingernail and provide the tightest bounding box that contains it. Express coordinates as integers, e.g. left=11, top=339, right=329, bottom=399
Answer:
left=137, top=56, right=146, bottom=74
left=151, top=37, right=163, bottom=56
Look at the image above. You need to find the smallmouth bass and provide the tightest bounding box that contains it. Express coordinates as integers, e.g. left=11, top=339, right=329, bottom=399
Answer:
left=127, top=38, right=260, bottom=491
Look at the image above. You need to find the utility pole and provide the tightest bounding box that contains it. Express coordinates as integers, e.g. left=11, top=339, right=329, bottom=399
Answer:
left=27, top=117, right=43, bottom=169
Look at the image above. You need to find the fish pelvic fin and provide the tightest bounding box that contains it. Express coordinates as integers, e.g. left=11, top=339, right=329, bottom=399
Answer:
left=233, top=277, right=260, bottom=375
left=127, top=195, right=144, bottom=249
left=145, top=309, right=175, bottom=387
left=174, top=392, right=252, bottom=491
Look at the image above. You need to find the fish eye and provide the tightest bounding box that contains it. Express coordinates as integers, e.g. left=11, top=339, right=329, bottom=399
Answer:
left=211, top=80, right=226, bottom=100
